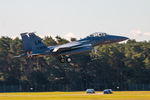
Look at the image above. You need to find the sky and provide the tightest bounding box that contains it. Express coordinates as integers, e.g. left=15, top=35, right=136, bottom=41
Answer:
left=0, top=0, right=150, bottom=41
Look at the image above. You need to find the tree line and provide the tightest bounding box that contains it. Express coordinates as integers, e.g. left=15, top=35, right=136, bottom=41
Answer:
left=0, top=35, right=150, bottom=92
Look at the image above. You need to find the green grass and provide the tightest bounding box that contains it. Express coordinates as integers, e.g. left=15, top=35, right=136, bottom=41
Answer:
left=0, top=91, right=150, bottom=100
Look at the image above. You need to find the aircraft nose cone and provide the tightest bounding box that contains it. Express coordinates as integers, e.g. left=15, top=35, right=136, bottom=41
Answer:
left=112, top=36, right=129, bottom=42
left=119, top=36, right=128, bottom=41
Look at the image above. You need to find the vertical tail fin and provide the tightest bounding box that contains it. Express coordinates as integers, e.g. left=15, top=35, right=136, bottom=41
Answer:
left=28, top=32, right=47, bottom=52
left=21, top=32, right=47, bottom=53
left=21, top=32, right=32, bottom=53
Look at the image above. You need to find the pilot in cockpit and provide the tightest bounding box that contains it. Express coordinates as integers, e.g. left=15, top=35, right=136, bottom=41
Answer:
left=89, top=32, right=108, bottom=37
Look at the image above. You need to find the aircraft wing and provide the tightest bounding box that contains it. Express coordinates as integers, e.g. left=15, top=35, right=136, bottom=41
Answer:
left=52, top=41, right=90, bottom=52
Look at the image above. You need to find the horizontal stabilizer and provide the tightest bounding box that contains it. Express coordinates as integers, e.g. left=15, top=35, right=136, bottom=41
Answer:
left=13, top=53, right=26, bottom=58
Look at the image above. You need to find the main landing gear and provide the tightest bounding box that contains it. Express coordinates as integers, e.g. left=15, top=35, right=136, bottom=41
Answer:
left=59, top=56, right=72, bottom=63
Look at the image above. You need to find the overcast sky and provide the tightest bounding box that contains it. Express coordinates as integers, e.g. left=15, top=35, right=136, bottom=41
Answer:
left=0, top=0, right=149, bottom=41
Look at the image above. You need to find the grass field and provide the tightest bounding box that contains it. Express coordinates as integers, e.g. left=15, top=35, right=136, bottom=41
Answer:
left=0, top=91, right=150, bottom=100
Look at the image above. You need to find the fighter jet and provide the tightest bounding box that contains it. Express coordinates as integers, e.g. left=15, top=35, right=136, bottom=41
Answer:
left=15, top=32, right=128, bottom=63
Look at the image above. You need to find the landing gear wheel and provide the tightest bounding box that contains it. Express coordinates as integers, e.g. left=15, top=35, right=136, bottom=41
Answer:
left=66, top=57, right=72, bottom=63
left=60, top=58, right=65, bottom=63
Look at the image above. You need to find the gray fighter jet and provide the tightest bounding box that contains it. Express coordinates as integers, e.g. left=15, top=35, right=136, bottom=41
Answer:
left=15, top=32, right=128, bottom=63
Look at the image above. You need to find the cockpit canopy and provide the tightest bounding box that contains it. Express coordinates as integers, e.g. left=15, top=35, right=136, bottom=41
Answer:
left=89, top=32, right=108, bottom=37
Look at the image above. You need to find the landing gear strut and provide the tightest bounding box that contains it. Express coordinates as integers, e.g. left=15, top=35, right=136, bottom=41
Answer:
left=59, top=56, right=72, bottom=63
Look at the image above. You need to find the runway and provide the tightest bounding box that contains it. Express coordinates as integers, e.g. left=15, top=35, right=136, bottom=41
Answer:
left=0, top=91, right=150, bottom=100
left=0, top=92, right=103, bottom=97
